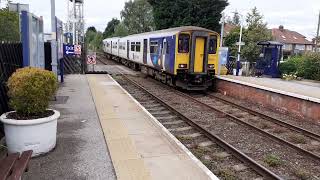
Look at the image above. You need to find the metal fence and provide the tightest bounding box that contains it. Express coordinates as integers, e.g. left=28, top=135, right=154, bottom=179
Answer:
left=0, top=42, right=23, bottom=137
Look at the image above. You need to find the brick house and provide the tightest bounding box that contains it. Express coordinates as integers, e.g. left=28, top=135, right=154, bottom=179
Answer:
left=272, top=25, right=313, bottom=57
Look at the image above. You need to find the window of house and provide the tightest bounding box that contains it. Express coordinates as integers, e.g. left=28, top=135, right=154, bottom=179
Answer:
left=131, top=42, right=135, bottom=51
left=178, top=34, right=190, bottom=53
left=209, top=35, right=218, bottom=54
left=136, top=42, right=141, bottom=52
left=150, top=41, right=159, bottom=54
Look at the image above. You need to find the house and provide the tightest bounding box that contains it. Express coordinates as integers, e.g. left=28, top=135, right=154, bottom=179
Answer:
left=223, top=23, right=237, bottom=37
left=272, top=25, right=313, bottom=57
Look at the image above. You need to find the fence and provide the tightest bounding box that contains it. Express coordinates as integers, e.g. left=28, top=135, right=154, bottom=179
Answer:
left=0, top=42, right=23, bottom=137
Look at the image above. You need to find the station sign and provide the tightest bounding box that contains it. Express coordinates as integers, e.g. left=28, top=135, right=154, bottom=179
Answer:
left=63, top=44, right=75, bottom=56
left=87, top=55, right=96, bottom=65
left=63, top=44, right=82, bottom=56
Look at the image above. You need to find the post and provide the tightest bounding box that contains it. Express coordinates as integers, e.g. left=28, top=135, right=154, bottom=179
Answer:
left=236, top=22, right=243, bottom=76
left=218, top=14, right=225, bottom=76
left=315, top=11, right=320, bottom=52
left=51, top=0, right=58, bottom=76
left=73, top=0, right=76, bottom=45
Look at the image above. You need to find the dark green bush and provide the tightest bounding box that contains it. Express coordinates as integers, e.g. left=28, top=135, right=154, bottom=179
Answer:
left=7, top=67, right=58, bottom=116
left=279, top=53, right=320, bottom=81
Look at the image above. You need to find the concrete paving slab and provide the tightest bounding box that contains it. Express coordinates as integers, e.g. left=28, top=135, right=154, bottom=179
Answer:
left=87, top=74, right=218, bottom=180
left=24, top=75, right=116, bottom=180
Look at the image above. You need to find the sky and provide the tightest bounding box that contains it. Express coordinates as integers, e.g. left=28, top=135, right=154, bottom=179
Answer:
left=1, top=0, right=319, bottom=39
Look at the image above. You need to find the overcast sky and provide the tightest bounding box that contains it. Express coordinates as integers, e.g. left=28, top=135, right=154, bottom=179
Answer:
left=2, top=0, right=320, bottom=39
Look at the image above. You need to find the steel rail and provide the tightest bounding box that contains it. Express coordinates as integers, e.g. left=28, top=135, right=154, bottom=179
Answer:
left=207, top=93, right=320, bottom=141
left=121, top=75, right=282, bottom=180
left=138, top=77, right=320, bottom=162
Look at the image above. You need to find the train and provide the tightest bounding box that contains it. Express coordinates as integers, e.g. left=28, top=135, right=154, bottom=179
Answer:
left=103, top=26, right=220, bottom=90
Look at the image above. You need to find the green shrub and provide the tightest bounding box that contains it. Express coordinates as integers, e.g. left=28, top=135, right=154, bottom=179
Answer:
left=7, top=67, right=58, bottom=116
left=280, top=53, right=320, bottom=81
left=298, top=52, right=320, bottom=81
left=279, top=56, right=303, bottom=75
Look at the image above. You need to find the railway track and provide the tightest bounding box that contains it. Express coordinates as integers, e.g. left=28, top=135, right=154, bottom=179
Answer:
left=114, top=74, right=320, bottom=179
left=116, top=74, right=282, bottom=180
left=188, top=93, right=320, bottom=161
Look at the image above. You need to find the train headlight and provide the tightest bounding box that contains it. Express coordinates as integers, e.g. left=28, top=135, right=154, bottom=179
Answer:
left=208, top=64, right=215, bottom=69
left=178, top=64, right=188, bottom=69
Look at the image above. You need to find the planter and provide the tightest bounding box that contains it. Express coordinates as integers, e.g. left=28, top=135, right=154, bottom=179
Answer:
left=0, top=110, right=60, bottom=157
left=233, top=69, right=243, bottom=76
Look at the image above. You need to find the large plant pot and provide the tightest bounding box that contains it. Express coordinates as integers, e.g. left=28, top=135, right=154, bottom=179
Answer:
left=0, top=110, right=60, bottom=157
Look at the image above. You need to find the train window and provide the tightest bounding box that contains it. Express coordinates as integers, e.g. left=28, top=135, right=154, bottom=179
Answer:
left=209, top=35, right=218, bottom=54
left=131, top=42, right=135, bottom=51
left=166, top=42, right=170, bottom=54
left=178, top=34, right=190, bottom=53
left=150, top=41, right=159, bottom=54
left=136, top=42, right=141, bottom=52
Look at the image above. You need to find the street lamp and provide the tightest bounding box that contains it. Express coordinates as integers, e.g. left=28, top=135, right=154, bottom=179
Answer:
left=235, top=12, right=244, bottom=76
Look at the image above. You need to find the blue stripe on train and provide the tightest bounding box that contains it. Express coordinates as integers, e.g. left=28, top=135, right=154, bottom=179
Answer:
left=149, top=36, right=176, bottom=74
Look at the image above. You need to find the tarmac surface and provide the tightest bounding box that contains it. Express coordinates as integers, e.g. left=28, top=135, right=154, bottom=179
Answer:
left=219, top=75, right=320, bottom=102
left=24, top=75, right=116, bottom=180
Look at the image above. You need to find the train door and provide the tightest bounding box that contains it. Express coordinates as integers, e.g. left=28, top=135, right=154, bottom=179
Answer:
left=143, top=39, right=148, bottom=64
left=194, top=37, right=205, bottom=73
left=127, top=40, right=130, bottom=59
left=161, top=39, right=168, bottom=70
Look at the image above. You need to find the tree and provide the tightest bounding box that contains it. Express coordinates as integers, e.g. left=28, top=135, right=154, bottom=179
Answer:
left=121, top=0, right=155, bottom=34
left=103, top=18, right=120, bottom=38
left=225, top=7, right=272, bottom=63
left=87, top=26, right=97, bottom=33
left=148, top=0, right=228, bottom=32
left=242, top=7, right=272, bottom=63
left=227, top=11, right=240, bottom=26
left=0, top=6, right=20, bottom=41
left=112, top=22, right=129, bottom=37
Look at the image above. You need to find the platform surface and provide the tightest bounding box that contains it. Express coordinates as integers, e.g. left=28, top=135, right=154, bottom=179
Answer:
left=87, top=74, right=216, bottom=180
left=24, top=75, right=116, bottom=180
left=218, top=75, right=320, bottom=103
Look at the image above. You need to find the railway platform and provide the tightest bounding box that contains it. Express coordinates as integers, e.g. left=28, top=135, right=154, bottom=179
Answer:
left=87, top=74, right=217, bottom=180
left=216, top=75, right=320, bottom=122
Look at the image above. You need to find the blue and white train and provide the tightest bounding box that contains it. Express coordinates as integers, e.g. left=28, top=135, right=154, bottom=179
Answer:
left=103, top=26, right=220, bottom=90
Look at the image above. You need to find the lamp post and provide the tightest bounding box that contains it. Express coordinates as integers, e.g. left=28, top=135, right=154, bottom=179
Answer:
left=236, top=13, right=244, bottom=76
left=218, top=13, right=225, bottom=76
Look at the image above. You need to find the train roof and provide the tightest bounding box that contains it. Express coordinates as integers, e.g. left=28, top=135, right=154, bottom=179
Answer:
left=126, top=26, right=215, bottom=37
left=103, top=26, right=218, bottom=42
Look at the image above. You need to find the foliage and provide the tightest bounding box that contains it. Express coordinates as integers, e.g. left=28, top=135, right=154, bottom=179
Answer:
left=279, top=56, right=303, bottom=75
left=279, top=53, right=320, bottom=81
left=112, top=22, right=129, bottom=37
left=264, top=154, right=282, bottom=167
left=87, top=26, right=97, bottom=33
left=224, top=7, right=272, bottom=63
left=121, top=0, right=155, bottom=34
left=226, top=11, right=240, bottom=26
left=103, top=18, right=120, bottom=38
left=7, top=67, right=58, bottom=116
left=85, top=27, right=104, bottom=51
left=148, top=0, right=228, bottom=32
left=0, top=6, right=20, bottom=42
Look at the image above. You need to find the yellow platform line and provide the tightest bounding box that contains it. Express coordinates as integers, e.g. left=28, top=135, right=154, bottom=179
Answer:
left=87, top=74, right=151, bottom=180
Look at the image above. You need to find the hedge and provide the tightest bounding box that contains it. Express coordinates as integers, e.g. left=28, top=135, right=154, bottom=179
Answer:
left=279, top=52, right=320, bottom=81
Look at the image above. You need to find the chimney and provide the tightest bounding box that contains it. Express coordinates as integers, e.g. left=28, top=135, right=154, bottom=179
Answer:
left=279, top=25, right=284, bottom=32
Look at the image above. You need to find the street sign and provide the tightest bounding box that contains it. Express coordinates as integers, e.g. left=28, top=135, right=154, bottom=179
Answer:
left=63, top=44, right=75, bottom=56
left=236, top=42, right=245, bottom=46
left=74, top=45, right=82, bottom=55
left=87, top=55, right=97, bottom=65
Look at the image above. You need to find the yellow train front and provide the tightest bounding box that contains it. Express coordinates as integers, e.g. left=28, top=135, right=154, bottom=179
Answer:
left=103, top=26, right=220, bottom=91
left=173, top=27, right=220, bottom=90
